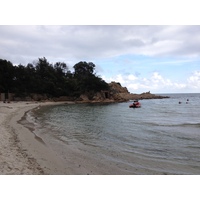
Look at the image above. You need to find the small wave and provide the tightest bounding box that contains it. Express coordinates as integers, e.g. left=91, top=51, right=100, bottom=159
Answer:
left=186, top=146, right=200, bottom=149
left=181, top=122, right=200, bottom=127
left=18, top=108, right=46, bottom=146
left=24, top=110, right=39, bottom=126
left=176, top=136, right=194, bottom=141
left=145, top=121, right=200, bottom=127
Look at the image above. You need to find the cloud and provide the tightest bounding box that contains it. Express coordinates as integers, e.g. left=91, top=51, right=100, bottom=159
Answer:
left=187, top=71, right=200, bottom=89
left=103, top=71, right=191, bottom=93
left=1, top=25, right=200, bottom=65
left=1, top=25, right=200, bottom=93
left=103, top=70, right=200, bottom=94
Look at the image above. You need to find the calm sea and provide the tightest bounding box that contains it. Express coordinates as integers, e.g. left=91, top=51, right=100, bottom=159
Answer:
left=23, top=93, right=200, bottom=174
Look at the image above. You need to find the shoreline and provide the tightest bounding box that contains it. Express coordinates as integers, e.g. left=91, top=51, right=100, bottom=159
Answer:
left=1, top=100, right=131, bottom=175
left=1, top=100, right=139, bottom=175
left=0, top=101, right=70, bottom=174
left=0, top=98, right=174, bottom=175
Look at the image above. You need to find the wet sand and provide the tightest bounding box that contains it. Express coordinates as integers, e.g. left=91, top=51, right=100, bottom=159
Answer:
left=0, top=101, right=70, bottom=174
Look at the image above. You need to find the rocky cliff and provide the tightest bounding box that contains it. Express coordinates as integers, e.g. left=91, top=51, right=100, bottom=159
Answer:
left=107, top=82, right=169, bottom=101
left=78, top=81, right=169, bottom=102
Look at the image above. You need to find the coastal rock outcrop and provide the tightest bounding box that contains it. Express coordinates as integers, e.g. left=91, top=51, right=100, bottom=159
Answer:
left=78, top=81, right=169, bottom=102
left=106, top=82, right=169, bottom=101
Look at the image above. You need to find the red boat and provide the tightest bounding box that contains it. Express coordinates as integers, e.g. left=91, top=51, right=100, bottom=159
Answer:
left=129, top=100, right=141, bottom=108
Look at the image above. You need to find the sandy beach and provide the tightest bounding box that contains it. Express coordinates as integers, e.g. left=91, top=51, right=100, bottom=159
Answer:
left=0, top=101, right=70, bottom=175
left=0, top=100, right=132, bottom=175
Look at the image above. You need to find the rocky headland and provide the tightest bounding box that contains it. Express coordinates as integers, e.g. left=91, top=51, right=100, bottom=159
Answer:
left=76, top=81, right=169, bottom=103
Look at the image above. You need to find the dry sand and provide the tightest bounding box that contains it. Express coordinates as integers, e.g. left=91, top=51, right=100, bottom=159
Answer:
left=0, top=101, right=69, bottom=175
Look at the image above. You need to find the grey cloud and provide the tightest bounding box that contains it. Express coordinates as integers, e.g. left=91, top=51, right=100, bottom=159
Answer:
left=1, top=25, right=200, bottom=65
left=124, top=38, right=145, bottom=47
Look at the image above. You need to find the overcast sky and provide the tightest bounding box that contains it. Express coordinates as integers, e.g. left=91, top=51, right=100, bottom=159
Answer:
left=1, top=25, right=200, bottom=94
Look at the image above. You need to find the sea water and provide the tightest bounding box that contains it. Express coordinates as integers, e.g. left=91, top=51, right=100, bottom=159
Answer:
left=24, top=93, right=200, bottom=174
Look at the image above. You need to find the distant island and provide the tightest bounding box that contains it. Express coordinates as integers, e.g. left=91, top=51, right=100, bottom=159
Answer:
left=0, top=57, right=169, bottom=102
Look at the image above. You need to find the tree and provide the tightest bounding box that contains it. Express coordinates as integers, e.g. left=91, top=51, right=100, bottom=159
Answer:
left=73, top=61, right=109, bottom=95
left=34, top=57, right=57, bottom=95
left=73, top=61, right=95, bottom=78
left=53, top=62, right=71, bottom=96
left=0, top=59, right=15, bottom=93
left=0, top=57, right=109, bottom=99
left=54, top=62, right=68, bottom=76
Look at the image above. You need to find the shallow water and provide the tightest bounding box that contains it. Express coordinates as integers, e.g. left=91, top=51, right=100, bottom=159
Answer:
left=24, top=93, right=200, bottom=174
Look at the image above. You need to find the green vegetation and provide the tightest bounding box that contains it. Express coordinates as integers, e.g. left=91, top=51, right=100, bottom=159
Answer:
left=0, top=57, right=109, bottom=99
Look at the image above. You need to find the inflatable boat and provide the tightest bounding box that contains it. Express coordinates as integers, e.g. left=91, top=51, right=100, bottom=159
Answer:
left=129, top=100, right=141, bottom=108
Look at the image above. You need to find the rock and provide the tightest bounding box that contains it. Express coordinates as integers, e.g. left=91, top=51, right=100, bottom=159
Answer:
left=75, top=82, right=169, bottom=102
left=79, top=94, right=89, bottom=101
left=108, top=82, right=129, bottom=94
